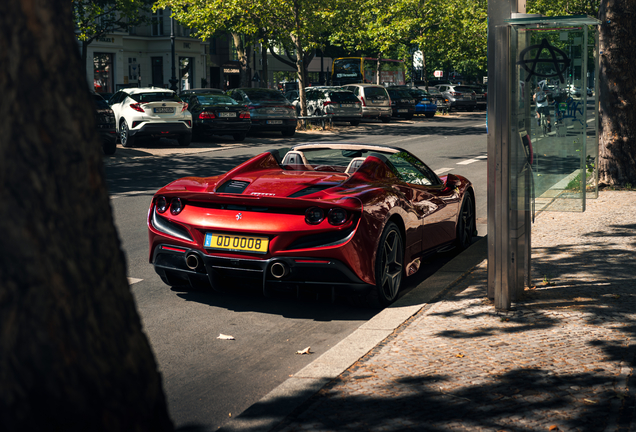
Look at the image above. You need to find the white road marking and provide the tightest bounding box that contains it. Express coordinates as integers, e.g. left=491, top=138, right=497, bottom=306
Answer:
left=475, top=155, right=488, bottom=159
left=128, top=277, right=143, bottom=285
left=457, top=158, right=481, bottom=165
left=434, top=167, right=452, bottom=174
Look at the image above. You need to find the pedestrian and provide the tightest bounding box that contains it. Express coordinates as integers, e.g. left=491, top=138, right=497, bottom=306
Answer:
left=533, top=85, right=552, bottom=132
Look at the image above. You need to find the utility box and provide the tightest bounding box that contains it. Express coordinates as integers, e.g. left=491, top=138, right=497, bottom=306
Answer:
left=507, top=15, right=600, bottom=213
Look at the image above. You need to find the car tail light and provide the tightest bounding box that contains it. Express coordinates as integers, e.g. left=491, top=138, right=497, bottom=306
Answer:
left=199, top=112, right=216, bottom=119
left=170, top=198, right=184, bottom=215
left=132, top=121, right=142, bottom=128
left=284, top=105, right=294, bottom=110
left=305, top=207, right=324, bottom=225
left=450, top=92, right=460, bottom=97
left=130, top=103, right=145, bottom=112
left=156, top=196, right=168, bottom=213
left=239, top=111, right=251, bottom=119
left=323, top=101, right=335, bottom=106
left=181, top=102, right=188, bottom=112
left=328, top=208, right=347, bottom=226
left=360, top=97, right=367, bottom=107
left=184, top=120, right=191, bottom=127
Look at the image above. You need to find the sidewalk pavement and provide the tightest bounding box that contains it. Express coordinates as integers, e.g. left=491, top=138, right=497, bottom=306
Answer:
left=222, top=190, right=636, bottom=432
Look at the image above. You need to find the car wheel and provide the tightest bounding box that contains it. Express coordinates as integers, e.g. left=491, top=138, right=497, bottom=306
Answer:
left=350, top=120, right=360, bottom=126
left=281, top=128, right=296, bottom=137
left=380, top=117, right=390, bottom=123
left=178, top=134, right=191, bottom=147
left=120, top=120, right=135, bottom=147
left=102, top=140, right=116, bottom=155
left=368, top=222, right=404, bottom=308
left=455, top=194, right=476, bottom=250
left=233, top=133, right=246, bottom=142
left=425, top=112, right=435, bottom=118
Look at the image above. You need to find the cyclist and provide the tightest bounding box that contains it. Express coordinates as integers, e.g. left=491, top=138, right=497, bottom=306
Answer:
left=533, top=85, right=551, bottom=133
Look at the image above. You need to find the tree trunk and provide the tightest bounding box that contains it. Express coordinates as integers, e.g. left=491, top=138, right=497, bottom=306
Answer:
left=0, top=1, right=173, bottom=431
left=261, top=41, right=268, bottom=88
left=291, top=0, right=307, bottom=116
left=376, top=53, right=383, bottom=85
left=598, top=0, right=636, bottom=186
left=231, top=32, right=249, bottom=87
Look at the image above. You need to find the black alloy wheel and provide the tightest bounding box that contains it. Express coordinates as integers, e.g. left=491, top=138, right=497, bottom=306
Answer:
left=455, top=194, right=476, bottom=250
left=369, top=222, right=404, bottom=308
left=120, top=120, right=135, bottom=147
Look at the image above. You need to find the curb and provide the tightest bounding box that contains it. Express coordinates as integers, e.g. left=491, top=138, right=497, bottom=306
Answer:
left=219, top=237, right=488, bottom=432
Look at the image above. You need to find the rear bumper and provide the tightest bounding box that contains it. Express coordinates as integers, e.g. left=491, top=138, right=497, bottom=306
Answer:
left=152, top=244, right=370, bottom=294
left=129, top=121, right=192, bottom=139
left=249, top=118, right=297, bottom=131
left=361, top=107, right=392, bottom=118
left=194, top=120, right=251, bottom=136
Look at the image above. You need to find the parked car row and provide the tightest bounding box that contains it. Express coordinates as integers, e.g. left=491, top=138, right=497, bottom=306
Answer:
left=92, top=83, right=474, bottom=155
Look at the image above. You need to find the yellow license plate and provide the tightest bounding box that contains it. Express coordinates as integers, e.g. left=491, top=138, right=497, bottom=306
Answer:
left=204, top=233, right=269, bottom=253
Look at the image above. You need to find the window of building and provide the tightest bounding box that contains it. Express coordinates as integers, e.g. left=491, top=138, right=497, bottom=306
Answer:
left=152, top=10, right=164, bottom=36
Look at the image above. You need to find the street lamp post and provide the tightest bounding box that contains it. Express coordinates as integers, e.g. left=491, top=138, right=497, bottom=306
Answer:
left=169, top=14, right=178, bottom=91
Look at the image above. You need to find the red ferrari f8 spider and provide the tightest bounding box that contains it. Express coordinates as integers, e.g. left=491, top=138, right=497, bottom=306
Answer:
left=148, top=143, right=476, bottom=307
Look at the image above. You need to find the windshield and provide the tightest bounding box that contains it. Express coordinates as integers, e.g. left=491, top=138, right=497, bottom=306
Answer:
left=197, top=95, right=240, bottom=106
left=92, top=94, right=110, bottom=109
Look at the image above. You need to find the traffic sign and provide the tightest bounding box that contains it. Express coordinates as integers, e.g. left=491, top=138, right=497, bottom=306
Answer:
left=434, top=70, right=443, bottom=78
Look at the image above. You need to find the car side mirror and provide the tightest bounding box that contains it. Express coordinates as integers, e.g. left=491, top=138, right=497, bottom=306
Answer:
left=444, top=173, right=462, bottom=189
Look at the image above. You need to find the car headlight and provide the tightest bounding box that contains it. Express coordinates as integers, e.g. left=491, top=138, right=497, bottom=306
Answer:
left=328, top=208, right=348, bottom=226
left=305, top=207, right=325, bottom=225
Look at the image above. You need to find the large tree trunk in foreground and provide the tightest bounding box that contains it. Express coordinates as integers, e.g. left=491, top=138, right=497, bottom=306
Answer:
left=0, top=1, right=173, bottom=431
left=598, top=0, right=636, bottom=186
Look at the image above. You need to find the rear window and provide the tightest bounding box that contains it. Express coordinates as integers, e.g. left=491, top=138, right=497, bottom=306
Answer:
left=387, top=89, right=412, bottom=98
left=363, top=87, right=388, bottom=98
left=132, top=92, right=181, bottom=103
left=197, top=95, right=240, bottom=106
left=407, top=89, right=429, bottom=98
left=328, top=91, right=360, bottom=103
left=454, top=86, right=475, bottom=93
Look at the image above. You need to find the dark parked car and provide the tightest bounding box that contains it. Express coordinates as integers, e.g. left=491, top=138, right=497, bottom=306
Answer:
left=386, top=88, right=416, bottom=120
left=181, top=88, right=225, bottom=97
left=423, top=86, right=450, bottom=113
left=186, top=93, right=252, bottom=142
left=392, top=86, right=438, bottom=118
left=435, top=84, right=477, bottom=112
left=92, top=92, right=117, bottom=155
left=464, top=85, right=487, bottom=110
left=227, top=88, right=297, bottom=136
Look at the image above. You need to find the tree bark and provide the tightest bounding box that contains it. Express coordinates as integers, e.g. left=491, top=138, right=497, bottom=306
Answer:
left=598, top=0, right=636, bottom=186
left=0, top=1, right=173, bottom=431
left=231, top=32, right=249, bottom=87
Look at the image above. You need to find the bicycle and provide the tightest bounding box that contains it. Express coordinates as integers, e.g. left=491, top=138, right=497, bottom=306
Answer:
left=537, top=104, right=552, bottom=137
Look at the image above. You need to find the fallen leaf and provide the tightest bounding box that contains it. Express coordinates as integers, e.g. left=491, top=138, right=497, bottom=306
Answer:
left=455, top=353, right=465, bottom=358
left=296, top=346, right=312, bottom=355
left=584, top=399, right=597, bottom=404
left=548, top=426, right=559, bottom=431
left=217, top=334, right=235, bottom=340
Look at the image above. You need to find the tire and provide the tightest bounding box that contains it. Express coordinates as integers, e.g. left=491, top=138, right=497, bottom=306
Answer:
left=404, top=114, right=413, bottom=120
left=281, top=128, right=296, bottom=137
left=102, top=140, right=116, bottom=155
left=380, top=117, right=390, bottom=123
left=455, top=194, right=476, bottom=250
left=233, top=133, right=246, bottom=142
left=368, top=222, right=404, bottom=308
left=120, top=120, right=135, bottom=148
left=350, top=121, right=360, bottom=126
left=425, top=112, right=435, bottom=118
left=178, top=134, right=191, bottom=147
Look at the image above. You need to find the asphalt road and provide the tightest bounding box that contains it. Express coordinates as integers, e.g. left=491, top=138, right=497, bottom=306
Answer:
left=104, top=111, right=488, bottom=430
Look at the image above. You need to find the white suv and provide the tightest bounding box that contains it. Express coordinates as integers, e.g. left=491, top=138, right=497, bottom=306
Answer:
left=108, top=87, right=192, bottom=147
